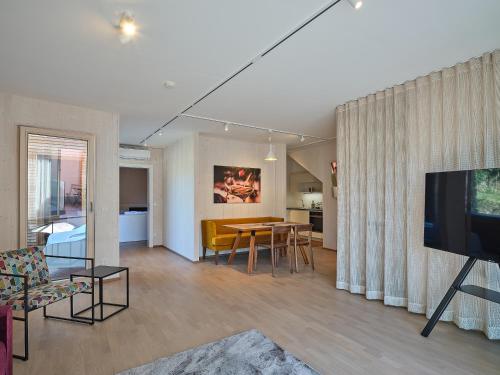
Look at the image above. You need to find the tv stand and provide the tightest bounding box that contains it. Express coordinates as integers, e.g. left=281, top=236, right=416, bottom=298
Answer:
left=421, top=256, right=500, bottom=337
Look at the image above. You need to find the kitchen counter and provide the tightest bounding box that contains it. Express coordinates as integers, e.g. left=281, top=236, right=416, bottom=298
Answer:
left=287, top=207, right=323, bottom=212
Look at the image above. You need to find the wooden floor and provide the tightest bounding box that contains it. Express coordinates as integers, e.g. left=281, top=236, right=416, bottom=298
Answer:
left=14, top=244, right=500, bottom=375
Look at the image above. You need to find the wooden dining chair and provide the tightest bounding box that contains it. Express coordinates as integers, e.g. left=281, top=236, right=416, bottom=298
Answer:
left=291, top=224, right=314, bottom=272
left=258, top=225, right=292, bottom=277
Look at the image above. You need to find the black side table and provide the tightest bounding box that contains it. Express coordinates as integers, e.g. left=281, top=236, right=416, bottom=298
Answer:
left=71, top=265, right=129, bottom=322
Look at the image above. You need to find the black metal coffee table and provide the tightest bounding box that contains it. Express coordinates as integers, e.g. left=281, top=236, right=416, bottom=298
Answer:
left=70, top=265, right=129, bottom=322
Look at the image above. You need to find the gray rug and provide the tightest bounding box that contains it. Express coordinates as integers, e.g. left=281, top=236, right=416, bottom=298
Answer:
left=118, top=329, right=320, bottom=375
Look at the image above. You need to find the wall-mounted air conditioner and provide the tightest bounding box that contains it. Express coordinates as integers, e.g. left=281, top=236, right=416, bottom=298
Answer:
left=119, top=146, right=151, bottom=160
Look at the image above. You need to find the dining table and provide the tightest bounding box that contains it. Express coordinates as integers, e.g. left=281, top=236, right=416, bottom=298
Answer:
left=225, top=221, right=298, bottom=274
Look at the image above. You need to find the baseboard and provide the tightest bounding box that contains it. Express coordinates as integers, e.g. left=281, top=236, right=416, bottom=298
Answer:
left=162, top=246, right=200, bottom=263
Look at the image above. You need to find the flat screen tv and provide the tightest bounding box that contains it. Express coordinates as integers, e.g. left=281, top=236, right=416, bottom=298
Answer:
left=424, top=168, right=500, bottom=263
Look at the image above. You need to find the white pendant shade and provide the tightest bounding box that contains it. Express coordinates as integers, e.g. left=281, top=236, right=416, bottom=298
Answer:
left=265, top=143, right=277, bottom=161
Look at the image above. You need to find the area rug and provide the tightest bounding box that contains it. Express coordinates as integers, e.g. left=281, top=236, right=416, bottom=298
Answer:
left=117, top=329, right=320, bottom=375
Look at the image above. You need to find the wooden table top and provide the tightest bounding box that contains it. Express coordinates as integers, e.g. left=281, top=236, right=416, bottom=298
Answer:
left=223, top=221, right=301, bottom=232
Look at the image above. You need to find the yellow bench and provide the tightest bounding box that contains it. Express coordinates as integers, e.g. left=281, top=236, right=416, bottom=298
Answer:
left=201, top=217, right=284, bottom=264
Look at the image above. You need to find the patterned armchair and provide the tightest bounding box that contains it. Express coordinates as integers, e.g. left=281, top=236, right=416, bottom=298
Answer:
left=0, top=247, right=94, bottom=360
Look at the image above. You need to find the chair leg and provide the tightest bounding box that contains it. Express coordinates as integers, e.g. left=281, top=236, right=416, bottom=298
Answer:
left=254, top=246, right=258, bottom=270
left=214, top=251, right=219, bottom=265
left=270, top=245, right=276, bottom=277
left=300, top=246, right=309, bottom=264
left=202, top=247, right=207, bottom=260
left=309, top=242, right=315, bottom=271
left=295, top=243, right=299, bottom=273
left=24, top=309, right=29, bottom=360
left=13, top=310, right=29, bottom=361
left=289, top=246, right=293, bottom=273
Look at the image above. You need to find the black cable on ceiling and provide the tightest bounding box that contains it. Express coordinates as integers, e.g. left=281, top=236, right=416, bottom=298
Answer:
left=140, top=0, right=343, bottom=144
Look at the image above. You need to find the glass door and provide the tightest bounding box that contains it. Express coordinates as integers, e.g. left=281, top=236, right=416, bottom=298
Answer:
left=20, top=128, right=95, bottom=279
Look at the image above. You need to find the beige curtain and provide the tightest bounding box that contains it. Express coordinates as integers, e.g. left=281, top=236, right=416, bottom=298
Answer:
left=336, top=50, right=500, bottom=339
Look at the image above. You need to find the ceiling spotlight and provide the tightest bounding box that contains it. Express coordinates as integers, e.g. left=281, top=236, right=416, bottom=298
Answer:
left=224, top=123, right=229, bottom=132
left=163, top=80, right=176, bottom=89
left=118, top=12, right=137, bottom=44
left=347, top=0, right=363, bottom=9
left=300, top=135, right=305, bottom=142
left=158, top=131, right=163, bottom=136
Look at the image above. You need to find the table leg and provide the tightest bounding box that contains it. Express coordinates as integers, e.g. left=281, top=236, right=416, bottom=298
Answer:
left=126, top=268, right=129, bottom=308
left=254, top=244, right=258, bottom=270
left=227, top=231, right=242, bottom=265
left=99, top=279, right=104, bottom=321
left=248, top=230, right=256, bottom=274
left=70, top=275, right=74, bottom=318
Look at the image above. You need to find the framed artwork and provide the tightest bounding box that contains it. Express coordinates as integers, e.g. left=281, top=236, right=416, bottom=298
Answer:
left=213, top=165, right=261, bottom=203
left=331, top=161, right=338, bottom=199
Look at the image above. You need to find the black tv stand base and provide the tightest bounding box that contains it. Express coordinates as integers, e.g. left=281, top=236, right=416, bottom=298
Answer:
left=421, top=256, right=500, bottom=337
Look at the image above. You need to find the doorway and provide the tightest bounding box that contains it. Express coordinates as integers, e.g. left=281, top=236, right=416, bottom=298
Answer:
left=19, top=126, right=95, bottom=278
left=119, top=164, right=153, bottom=248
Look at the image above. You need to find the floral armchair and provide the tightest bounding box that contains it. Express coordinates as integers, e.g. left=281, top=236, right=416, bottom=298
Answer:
left=0, top=247, right=94, bottom=360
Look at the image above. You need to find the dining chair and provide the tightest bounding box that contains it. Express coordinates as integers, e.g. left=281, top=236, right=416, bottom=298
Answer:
left=258, top=225, right=292, bottom=277
left=291, top=224, right=314, bottom=272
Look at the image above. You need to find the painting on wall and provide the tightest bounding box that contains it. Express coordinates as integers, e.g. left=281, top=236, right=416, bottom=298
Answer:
left=213, top=165, right=261, bottom=204
left=331, top=161, right=338, bottom=199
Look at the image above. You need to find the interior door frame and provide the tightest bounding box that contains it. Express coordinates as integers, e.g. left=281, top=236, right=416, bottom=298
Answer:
left=118, top=162, right=154, bottom=248
left=18, top=126, right=96, bottom=259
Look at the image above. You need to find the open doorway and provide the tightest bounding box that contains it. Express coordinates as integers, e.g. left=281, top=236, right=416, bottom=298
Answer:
left=119, top=165, right=153, bottom=248
left=286, top=157, right=323, bottom=244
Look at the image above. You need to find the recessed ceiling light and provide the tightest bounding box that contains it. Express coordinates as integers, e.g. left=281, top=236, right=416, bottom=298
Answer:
left=347, top=0, right=363, bottom=9
left=224, top=123, right=229, bottom=132
left=118, top=12, right=137, bottom=44
left=300, top=135, right=305, bottom=142
left=158, top=131, right=163, bottom=136
left=163, top=80, right=176, bottom=88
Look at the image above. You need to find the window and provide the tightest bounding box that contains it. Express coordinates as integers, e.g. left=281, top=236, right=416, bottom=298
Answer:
left=20, top=127, right=95, bottom=278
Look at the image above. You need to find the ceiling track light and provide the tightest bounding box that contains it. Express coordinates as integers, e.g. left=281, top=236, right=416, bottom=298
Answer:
left=139, top=1, right=347, bottom=145
left=118, top=11, right=137, bottom=44
left=347, top=0, right=363, bottom=9
left=300, top=135, right=305, bottom=142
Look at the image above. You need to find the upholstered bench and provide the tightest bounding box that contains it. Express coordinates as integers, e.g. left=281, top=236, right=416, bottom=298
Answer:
left=201, top=217, right=284, bottom=264
left=0, top=247, right=94, bottom=360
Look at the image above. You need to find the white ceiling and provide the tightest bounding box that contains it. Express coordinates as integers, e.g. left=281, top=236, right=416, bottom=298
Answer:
left=1, top=0, right=499, bottom=148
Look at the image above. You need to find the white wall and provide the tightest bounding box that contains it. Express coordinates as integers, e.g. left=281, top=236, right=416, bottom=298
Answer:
left=163, top=134, right=197, bottom=260
left=0, top=92, right=120, bottom=266
left=120, top=148, right=164, bottom=246
left=195, top=135, right=287, bottom=259
left=288, top=140, right=337, bottom=250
